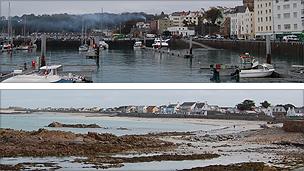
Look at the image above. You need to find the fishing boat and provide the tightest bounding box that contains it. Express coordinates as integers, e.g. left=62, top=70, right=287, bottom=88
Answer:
left=152, top=38, right=169, bottom=49
left=240, top=53, right=259, bottom=69
left=133, top=41, right=144, bottom=49
left=240, top=63, right=275, bottom=78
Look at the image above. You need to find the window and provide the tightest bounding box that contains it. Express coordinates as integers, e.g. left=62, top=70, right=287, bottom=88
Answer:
left=283, top=13, right=290, bottom=18
left=277, top=14, right=281, bottom=19
left=284, top=24, right=291, bottom=30
left=283, top=4, right=290, bottom=9
left=293, top=3, right=297, bottom=8
left=270, top=26, right=272, bottom=31
left=294, top=24, right=298, bottom=29
left=278, top=25, right=281, bottom=30
left=294, top=12, right=298, bottom=18
left=277, top=6, right=280, bottom=10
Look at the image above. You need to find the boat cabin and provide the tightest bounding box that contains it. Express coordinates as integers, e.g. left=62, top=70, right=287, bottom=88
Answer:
left=39, top=65, right=63, bottom=76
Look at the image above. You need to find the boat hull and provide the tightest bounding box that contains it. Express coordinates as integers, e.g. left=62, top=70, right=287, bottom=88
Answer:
left=240, top=69, right=275, bottom=78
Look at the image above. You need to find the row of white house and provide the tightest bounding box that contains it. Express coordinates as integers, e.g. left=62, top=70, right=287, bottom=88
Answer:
left=105, top=102, right=304, bottom=117
left=229, top=0, right=304, bottom=39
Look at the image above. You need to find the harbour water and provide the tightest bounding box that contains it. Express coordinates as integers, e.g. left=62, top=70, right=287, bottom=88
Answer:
left=0, top=48, right=300, bottom=83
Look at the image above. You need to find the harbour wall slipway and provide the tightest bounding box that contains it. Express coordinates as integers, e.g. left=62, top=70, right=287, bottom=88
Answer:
left=196, top=39, right=304, bottom=62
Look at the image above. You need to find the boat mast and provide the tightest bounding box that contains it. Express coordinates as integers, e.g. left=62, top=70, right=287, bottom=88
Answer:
left=8, top=0, right=12, bottom=44
left=81, top=17, right=84, bottom=45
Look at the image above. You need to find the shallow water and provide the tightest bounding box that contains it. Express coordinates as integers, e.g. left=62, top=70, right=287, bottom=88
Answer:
left=0, top=113, right=223, bottom=135
left=0, top=48, right=299, bottom=83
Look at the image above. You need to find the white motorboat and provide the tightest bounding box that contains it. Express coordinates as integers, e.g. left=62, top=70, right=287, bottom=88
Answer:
left=99, top=40, right=109, bottom=50
left=240, top=64, right=275, bottom=78
left=2, top=65, right=71, bottom=83
left=152, top=38, right=169, bottom=49
left=1, top=43, right=13, bottom=52
left=79, top=44, right=89, bottom=52
left=133, top=41, right=144, bottom=49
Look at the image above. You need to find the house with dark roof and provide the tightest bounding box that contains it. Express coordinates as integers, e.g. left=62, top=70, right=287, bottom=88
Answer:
left=179, top=102, right=196, bottom=115
left=193, top=102, right=208, bottom=115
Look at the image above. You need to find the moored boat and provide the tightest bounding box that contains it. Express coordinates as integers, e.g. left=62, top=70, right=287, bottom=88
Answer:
left=240, top=63, right=275, bottom=78
left=133, top=41, right=144, bottom=49
left=152, top=38, right=169, bottom=49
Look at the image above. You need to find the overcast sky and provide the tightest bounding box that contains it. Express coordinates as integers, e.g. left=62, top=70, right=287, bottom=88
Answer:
left=0, top=0, right=242, bottom=17
left=1, top=90, right=303, bottom=108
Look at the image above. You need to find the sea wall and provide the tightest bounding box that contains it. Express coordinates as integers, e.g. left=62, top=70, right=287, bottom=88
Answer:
left=283, top=120, right=304, bottom=133
left=196, top=39, right=304, bottom=60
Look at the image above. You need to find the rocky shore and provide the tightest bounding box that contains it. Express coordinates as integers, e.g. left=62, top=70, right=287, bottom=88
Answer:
left=0, top=128, right=174, bottom=157
left=1, top=121, right=304, bottom=171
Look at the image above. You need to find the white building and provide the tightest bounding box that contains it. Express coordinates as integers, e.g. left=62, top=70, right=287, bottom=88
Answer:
left=230, top=6, right=255, bottom=39
left=169, top=11, right=202, bottom=27
left=273, top=0, right=304, bottom=38
left=239, top=7, right=255, bottom=39
left=167, top=27, right=195, bottom=37
left=254, top=0, right=274, bottom=38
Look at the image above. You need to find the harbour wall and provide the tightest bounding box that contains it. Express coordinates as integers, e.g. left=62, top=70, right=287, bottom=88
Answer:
left=196, top=39, right=304, bottom=60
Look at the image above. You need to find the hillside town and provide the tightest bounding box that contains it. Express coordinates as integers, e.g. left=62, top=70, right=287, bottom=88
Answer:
left=1, top=0, right=304, bottom=42
left=2, top=100, right=304, bottom=120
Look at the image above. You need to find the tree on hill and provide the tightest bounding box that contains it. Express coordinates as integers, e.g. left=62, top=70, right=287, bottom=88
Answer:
left=260, top=101, right=271, bottom=108
left=204, top=7, right=223, bottom=25
left=237, top=100, right=255, bottom=111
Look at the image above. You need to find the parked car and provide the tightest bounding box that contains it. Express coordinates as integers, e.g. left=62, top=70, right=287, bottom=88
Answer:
left=283, top=35, right=299, bottom=42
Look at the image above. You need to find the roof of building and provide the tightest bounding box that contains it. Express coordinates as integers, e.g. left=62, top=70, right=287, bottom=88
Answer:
left=146, top=106, right=157, bottom=111
left=167, top=104, right=178, bottom=108
left=195, top=103, right=206, bottom=108
left=181, top=102, right=196, bottom=107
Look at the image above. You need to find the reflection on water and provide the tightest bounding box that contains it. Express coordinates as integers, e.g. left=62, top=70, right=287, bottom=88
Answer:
left=0, top=48, right=301, bottom=83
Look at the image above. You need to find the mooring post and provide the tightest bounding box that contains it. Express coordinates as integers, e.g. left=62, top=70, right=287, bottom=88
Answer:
left=143, top=33, right=146, bottom=47
left=189, top=36, right=193, bottom=56
left=40, top=34, right=46, bottom=67
left=266, top=35, right=272, bottom=64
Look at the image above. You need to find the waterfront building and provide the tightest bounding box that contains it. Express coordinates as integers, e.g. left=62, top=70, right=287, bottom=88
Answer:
left=157, top=18, right=174, bottom=34
left=165, top=104, right=180, bottom=114
left=146, top=106, right=159, bottom=114
left=193, top=102, right=208, bottom=115
left=179, top=102, right=196, bottom=115
left=136, top=106, right=147, bottom=113
left=254, top=0, right=274, bottom=39
left=230, top=6, right=246, bottom=39
left=239, top=7, right=255, bottom=39
left=167, top=26, right=195, bottom=37
left=169, top=11, right=203, bottom=27
left=273, top=0, right=304, bottom=39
